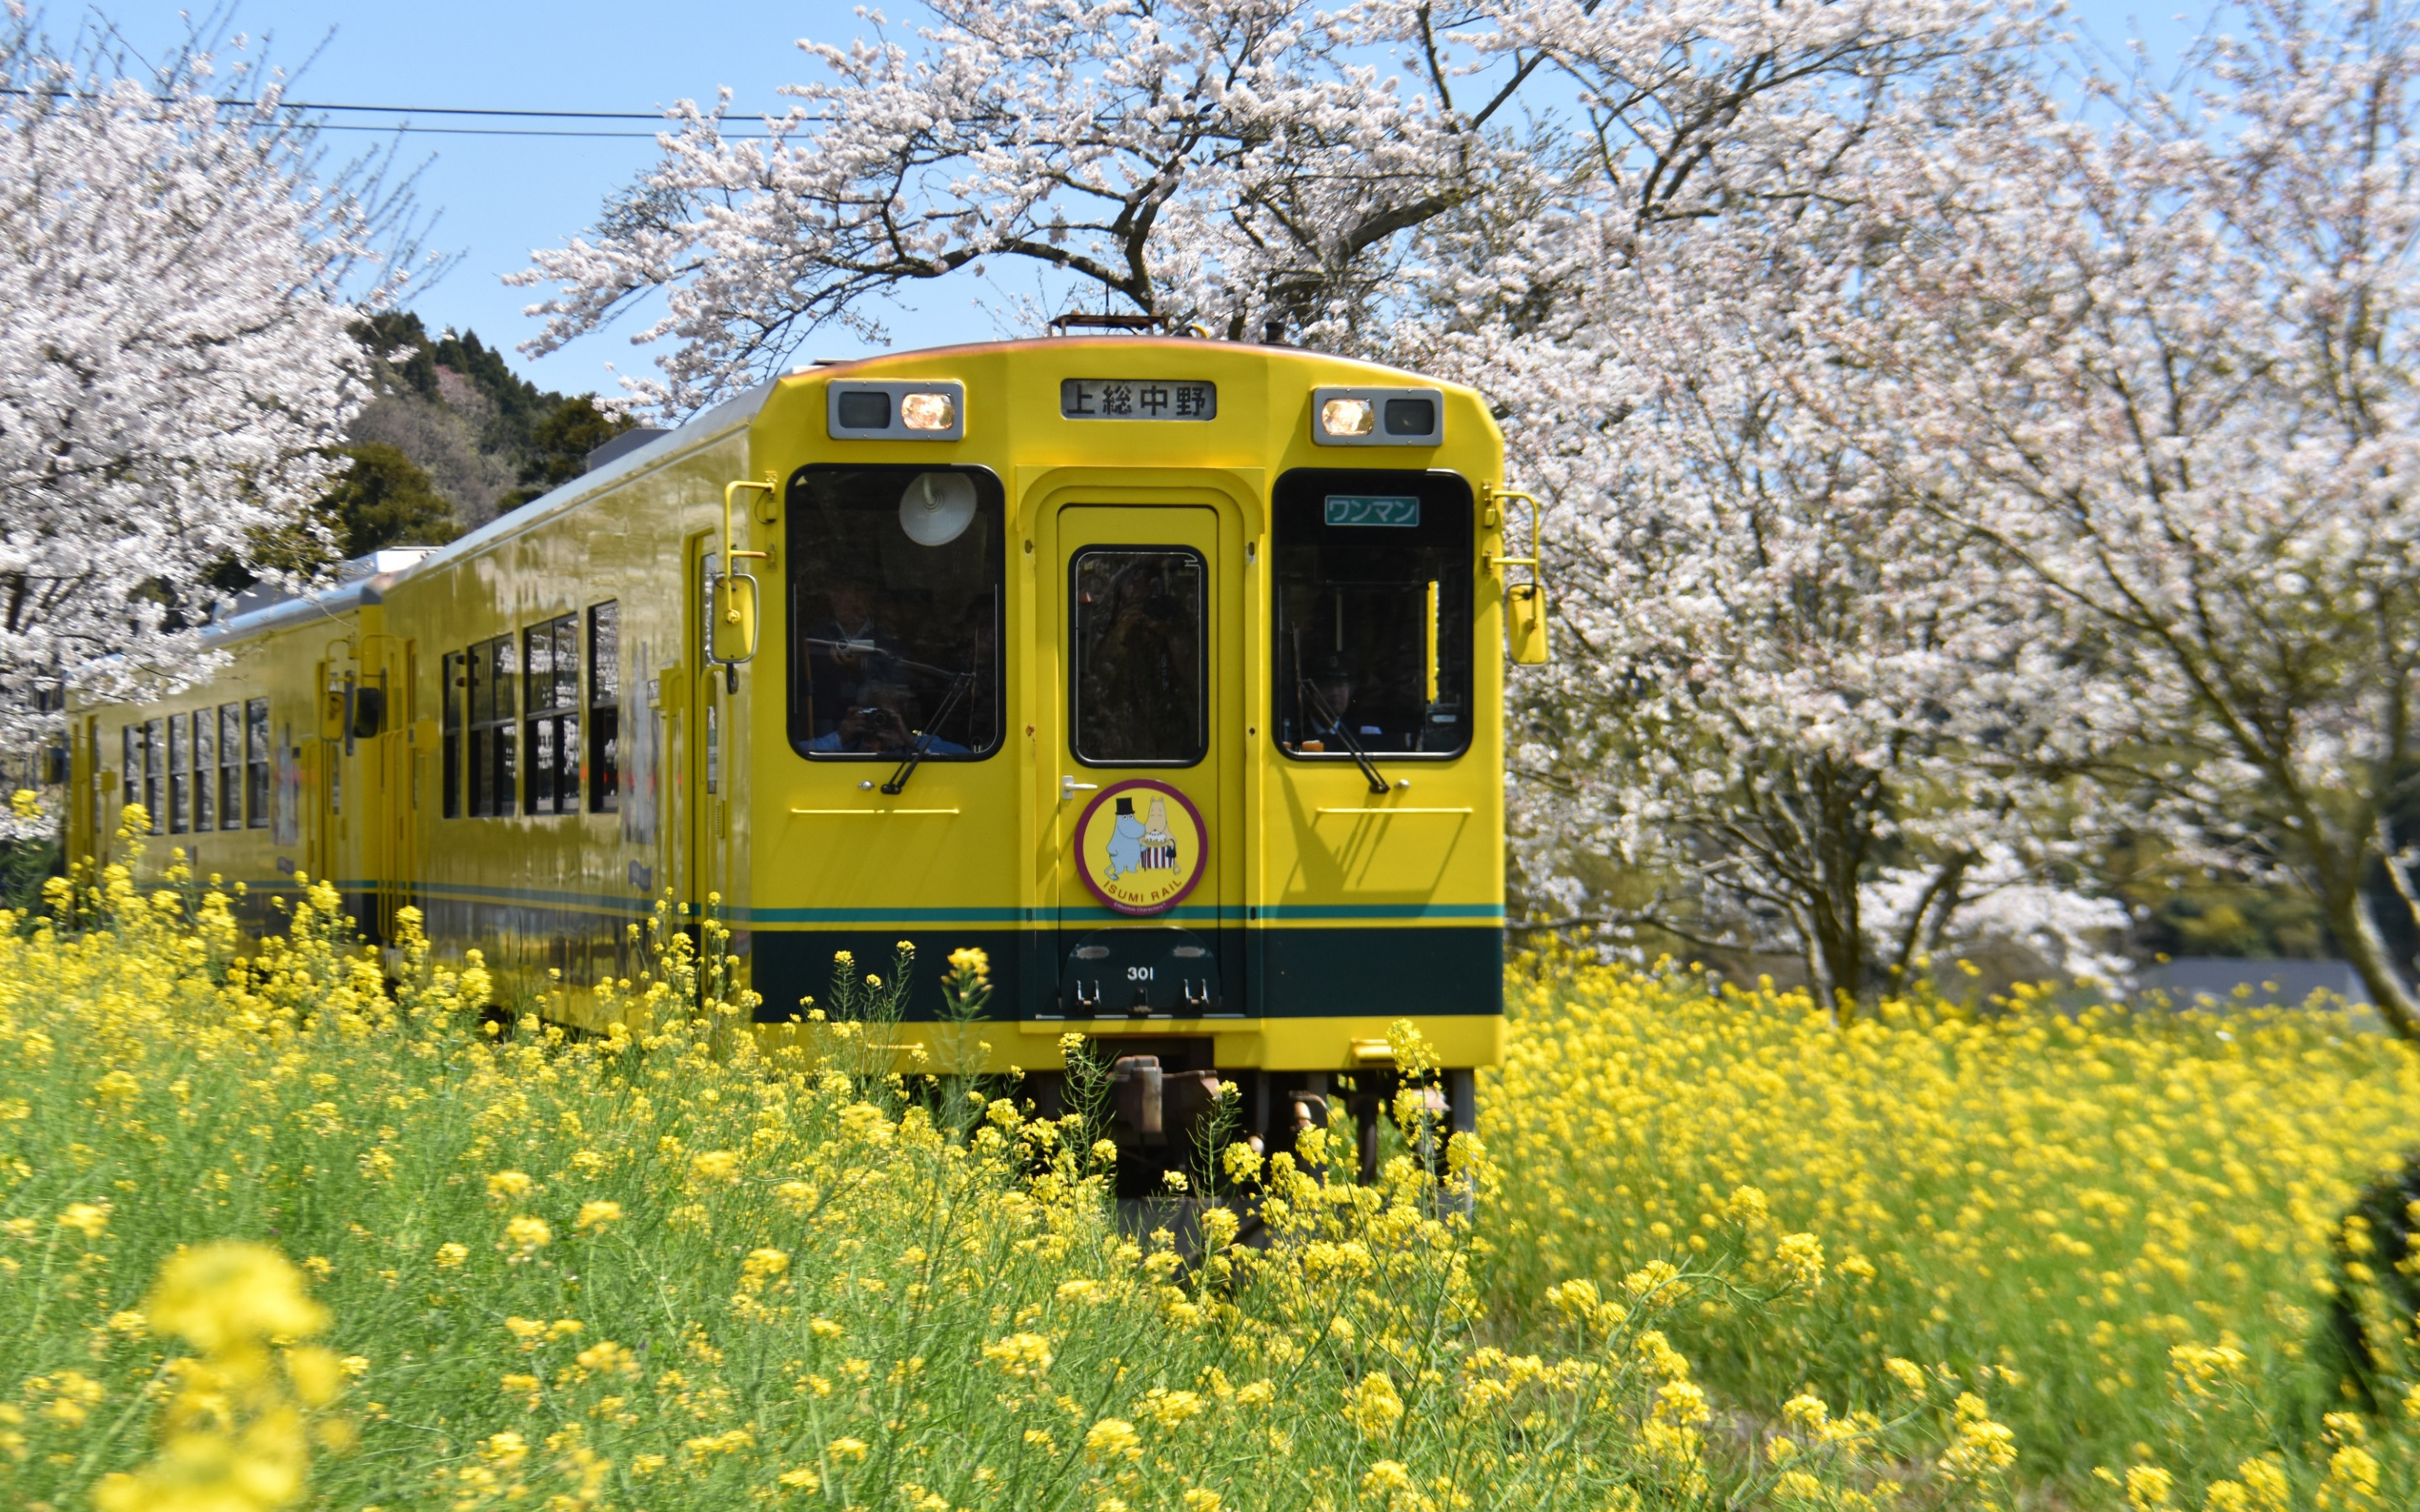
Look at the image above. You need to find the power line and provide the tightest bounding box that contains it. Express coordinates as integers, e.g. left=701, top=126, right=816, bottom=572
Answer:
left=262, top=100, right=691, bottom=121
left=310, top=122, right=792, bottom=140
left=0, top=86, right=817, bottom=139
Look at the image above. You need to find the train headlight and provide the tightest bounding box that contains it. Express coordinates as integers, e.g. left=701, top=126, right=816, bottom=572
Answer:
left=901, top=391, right=957, bottom=431
left=1319, top=397, right=1376, bottom=437
left=827, top=380, right=966, bottom=440
left=1311, top=386, right=1444, bottom=446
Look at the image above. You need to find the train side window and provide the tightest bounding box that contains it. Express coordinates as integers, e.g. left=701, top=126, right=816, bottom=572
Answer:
left=1270, top=469, right=1474, bottom=760
left=245, top=699, right=270, bottom=827
left=120, top=725, right=137, bottom=819
left=143, top=717, right=163, bottom=832
left=192, top=711, right=214, bottom=832
left=523, top=616, right=581, bottom=816
left=166, top=715, right=187, bottom=833
left=440, top=652, right=464, bottom=819
left=218, top=705, right=242, bottom=830
left=467, top=636, right=518, bottom=816
left=1071, top=549, right=1207, bottom=766
left=786, top=465, right=1005, bottom=761
left=588, top=602, right=619, bottom=811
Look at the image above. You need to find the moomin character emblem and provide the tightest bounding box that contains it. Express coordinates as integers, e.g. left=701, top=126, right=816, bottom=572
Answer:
left=1076, top=780, right=1206, bottom=916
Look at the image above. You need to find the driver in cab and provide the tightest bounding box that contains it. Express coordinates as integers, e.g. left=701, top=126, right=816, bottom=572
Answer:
left=1291, top=654, right=1386, bottom=753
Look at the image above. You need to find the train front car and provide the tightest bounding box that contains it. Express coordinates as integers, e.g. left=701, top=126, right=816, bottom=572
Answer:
left=744, top=339, right=1512, bottom=1188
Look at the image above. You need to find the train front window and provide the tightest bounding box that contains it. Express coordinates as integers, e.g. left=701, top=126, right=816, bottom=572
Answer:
left=1272, top=469, right=1473, bottom=759
left=787, top=465, right=1004, bottom=760
left=1071, top=549, right=1207, bottom=766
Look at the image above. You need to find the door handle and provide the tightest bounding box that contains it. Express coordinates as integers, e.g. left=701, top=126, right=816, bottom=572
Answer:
left=1061, top=775, right=1100, bottom=801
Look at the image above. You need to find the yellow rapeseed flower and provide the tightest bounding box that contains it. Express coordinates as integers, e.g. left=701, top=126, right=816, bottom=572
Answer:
left=2124, top=1465, right=2174, bottom=1510
left=1083, top=1417, right=1141, bottom=1463
left=983, top=1331, right=1054, bottom=1377
left=1342, top=1372, right=1404, bottom=1441
left=485, top=1169, right=534, bottom=1201
left=1360, top=1461, right=1416, bottom=1496
left=576, top=1200, right=623, bottom=1232
left=144, top=1242, right=329, bottom=1354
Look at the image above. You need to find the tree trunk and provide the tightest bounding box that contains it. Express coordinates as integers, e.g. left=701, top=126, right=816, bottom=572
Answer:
left=1811, top=899, right=1867, bottom=1024
left=2327, top=885, right=2420, bottom=1042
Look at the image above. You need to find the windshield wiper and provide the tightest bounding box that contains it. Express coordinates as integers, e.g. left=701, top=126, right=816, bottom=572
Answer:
left=1298, top=673, right=1391, bottom=795
left=883, top=669, right=975, bottom=795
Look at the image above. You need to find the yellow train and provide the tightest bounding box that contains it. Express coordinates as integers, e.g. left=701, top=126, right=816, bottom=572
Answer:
left=65, top=337, right=1544, bottom=1177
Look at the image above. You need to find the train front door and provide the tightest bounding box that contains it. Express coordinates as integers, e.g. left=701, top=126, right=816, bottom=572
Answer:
left=1051, top=504, right=1240, bottom=1018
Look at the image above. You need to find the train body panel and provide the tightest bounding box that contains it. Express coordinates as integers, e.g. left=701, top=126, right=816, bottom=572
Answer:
left=68, top=339, right=1511, bottom=1085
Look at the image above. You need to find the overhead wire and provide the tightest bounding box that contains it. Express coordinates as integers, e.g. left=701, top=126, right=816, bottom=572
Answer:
left=0, top=86, right=820, bottom=139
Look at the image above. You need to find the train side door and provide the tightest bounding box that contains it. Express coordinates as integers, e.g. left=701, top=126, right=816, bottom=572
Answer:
left=376, top=640, right=416, bottom=941
left=1052, top=505, right=1239, bottom=1016
left=309, top=657, right=342, bottom=892
left=682, top=533, right=731, bottom=923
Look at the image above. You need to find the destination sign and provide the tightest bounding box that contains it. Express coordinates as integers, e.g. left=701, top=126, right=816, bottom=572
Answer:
left=1323, top=495, right=1422, bottom=527
left=1060, top=379, right=1217, bottom=420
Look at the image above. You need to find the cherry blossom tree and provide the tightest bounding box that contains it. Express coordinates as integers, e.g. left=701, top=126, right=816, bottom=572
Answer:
left=1408, top=46, right=2121, bottom=1005
left=0, top=18, right=402, bottom=750
left=1396, top=4, right=2130, bottom=1005
left=1826, top=0, right=2420, bottom=1036
left=517, top=0, right=2002, bottom=414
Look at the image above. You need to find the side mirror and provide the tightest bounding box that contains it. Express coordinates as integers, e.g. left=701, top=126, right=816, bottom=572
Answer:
left=711, top=573, right=761, bottom=666
left=1507, top=582, right=1550, bottom=665
left=351, top=686, right=387, bottom=739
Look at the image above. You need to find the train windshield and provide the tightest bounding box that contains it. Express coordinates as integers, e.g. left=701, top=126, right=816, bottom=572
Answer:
left=1272, top=469, right=1473, bottom=759
left=787, top=465, right=1005, bottom=760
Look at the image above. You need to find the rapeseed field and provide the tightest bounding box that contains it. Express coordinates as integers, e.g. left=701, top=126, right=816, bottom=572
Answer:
left=2, top=837, right=1988, bottom=1512
left=4, top=830, right=2417, bottom=1510
left=1491, top=956, right=2420, bottom=1509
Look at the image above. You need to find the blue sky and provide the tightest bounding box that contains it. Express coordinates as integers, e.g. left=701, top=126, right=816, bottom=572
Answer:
left=98, top=2, right=2207, bottom=402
